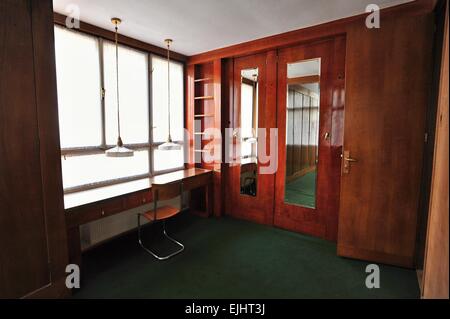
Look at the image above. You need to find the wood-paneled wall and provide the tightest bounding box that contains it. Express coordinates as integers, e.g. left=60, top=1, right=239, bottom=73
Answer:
left=0, top=0, right=69, bottom=298
left=422, top=1, right=449, bottom=299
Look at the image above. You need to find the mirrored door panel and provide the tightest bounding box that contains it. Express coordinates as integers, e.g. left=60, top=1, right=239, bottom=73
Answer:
left=240, top=68, right=259, bottom=197
left=284, top=59, right=321, bottom=208
left=274, top=37, right=345, bottom=242
left=228, top=52, right=277, bottom=226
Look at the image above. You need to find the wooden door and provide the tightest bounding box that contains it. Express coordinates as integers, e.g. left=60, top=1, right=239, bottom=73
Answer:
left=274, top=38, right=345, bottom=241
left=0, top=0, right=69, bottom=298
left=228, top=52, right=277, bottom=225
left=337, top=15, right=433, bottom=268
left=422, top=2, right=448, bottom=297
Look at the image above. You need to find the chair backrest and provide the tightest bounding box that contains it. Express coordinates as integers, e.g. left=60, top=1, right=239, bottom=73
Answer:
left=152, top=181, right=183, bottom=202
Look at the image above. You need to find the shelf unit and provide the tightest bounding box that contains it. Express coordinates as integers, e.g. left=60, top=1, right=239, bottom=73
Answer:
left=188, top=61, right=220, bottom=170
left=194, top=96, right=214, bottom=100
left=186, top=58, right=230, bottom=218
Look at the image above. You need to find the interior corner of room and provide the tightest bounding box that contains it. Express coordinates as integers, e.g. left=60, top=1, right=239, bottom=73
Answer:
left=0, top=0, right=448, bottom=300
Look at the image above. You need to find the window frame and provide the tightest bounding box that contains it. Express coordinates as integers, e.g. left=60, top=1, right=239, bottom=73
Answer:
left=55, top=26, right=186, bottom=194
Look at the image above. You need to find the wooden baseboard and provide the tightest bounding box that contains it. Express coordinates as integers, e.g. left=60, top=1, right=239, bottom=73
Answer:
left=337, top=244, right=414, bottom=268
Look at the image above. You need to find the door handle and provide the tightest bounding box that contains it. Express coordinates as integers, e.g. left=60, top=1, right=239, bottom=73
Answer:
left=342, top=151, right=357, bottom=174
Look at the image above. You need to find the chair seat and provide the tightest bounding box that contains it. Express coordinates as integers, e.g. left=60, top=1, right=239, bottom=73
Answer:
left=142, top=205, right=180, bottom=221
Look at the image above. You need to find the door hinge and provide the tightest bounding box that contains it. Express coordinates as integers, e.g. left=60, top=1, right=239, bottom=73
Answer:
left=424, top=132, right=428, bottom=143
left=101, top=88, right=106, bottom=100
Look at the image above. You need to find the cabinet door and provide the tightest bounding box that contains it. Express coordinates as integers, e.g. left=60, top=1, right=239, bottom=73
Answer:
left=0, top=0, right=68, bottom=298
left=337, top=15, right=433, bottom=267
left=228, top=52, right=277, bottom=225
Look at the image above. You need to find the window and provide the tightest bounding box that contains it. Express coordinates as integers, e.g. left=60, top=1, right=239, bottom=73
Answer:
left=54, top=26, right=102, bottom=149
left=103, top=41, right=150, bottom=145
left=240, top=82, right=255, bottom=158
left=151, top=55, right=185, bottom=172
left=54, top=26, right=185, bottom=193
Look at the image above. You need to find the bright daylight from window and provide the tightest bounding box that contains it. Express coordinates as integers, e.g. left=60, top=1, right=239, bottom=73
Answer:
left=54, top=26, right=185, bottom=192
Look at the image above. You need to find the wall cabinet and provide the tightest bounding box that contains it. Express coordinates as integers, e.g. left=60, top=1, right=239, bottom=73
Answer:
left=0, top=0, right=69, bottom=298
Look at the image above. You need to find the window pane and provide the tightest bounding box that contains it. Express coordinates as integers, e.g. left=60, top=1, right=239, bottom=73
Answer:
left=241, top=83, right=254, bottom=138
left=54, top=26, right=102, bottom=148
left=61, top=150, right=149, bottom=189
left=152, top=56, right=184, bottom=143
left=104, top=42, right=149, bottom=145
left=153, top=147, right=184, bottom=172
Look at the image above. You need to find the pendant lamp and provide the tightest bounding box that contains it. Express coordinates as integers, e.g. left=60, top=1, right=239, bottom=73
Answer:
left=158, top=39, right=181, bottom=151
left=106, top=18, right=134, bottom=158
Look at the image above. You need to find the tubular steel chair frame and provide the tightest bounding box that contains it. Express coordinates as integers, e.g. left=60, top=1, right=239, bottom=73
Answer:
left=137, top=181, right=184, bottom=260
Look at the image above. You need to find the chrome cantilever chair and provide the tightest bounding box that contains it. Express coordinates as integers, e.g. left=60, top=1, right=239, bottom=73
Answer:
left=137, top=181, right=184, bottom=260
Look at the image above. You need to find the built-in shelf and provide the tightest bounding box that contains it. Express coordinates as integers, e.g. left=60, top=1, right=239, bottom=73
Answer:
left=194, top=78, right=212, bottom=83
left=194, top=114, right=214, bottom=118
left=194, top=96, right=214, bottom=100
left=191, top=61, right=221, bottom=174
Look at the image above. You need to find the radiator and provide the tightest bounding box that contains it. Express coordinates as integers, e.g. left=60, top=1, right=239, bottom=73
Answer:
left=80, top=196, right=183, bottom=251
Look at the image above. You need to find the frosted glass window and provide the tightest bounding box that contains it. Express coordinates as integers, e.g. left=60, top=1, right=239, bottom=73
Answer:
left=153, top=147, right=184, bottom=172
left=103, top=42, right=149, bottom=145
left=152, top=55, right=184, bottom=143
left=61, top=151, right=149, bottom=189
left=55, top=27, right=185, bottom=192
left=54, top=26, right=102, bottom=148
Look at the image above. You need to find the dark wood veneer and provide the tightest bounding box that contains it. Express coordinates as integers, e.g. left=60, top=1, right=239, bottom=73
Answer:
left=0, top=0, right=69, bottom=298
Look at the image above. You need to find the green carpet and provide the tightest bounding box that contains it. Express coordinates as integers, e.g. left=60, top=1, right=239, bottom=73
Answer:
left=285, top=171, right=317, bottom=208
left=74, top=213, right=420, bottom=299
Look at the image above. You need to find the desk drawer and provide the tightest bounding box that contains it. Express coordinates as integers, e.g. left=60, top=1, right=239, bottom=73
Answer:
left=99, top=199, right=124, bottom=219
left=142, top=191, right=152, bottom=204
left=124, top=191, right=152, bottom=208
left=183, top=173, right=211, bottom=191
left=67, top=197, right=123, bottom=227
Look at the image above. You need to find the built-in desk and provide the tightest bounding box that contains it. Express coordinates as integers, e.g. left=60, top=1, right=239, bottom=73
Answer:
left=65, top=168, right=213, bottom=266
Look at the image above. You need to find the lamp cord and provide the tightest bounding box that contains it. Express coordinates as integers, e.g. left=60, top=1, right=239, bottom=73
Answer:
left=115, top=24, right=121, bottom=140
left=167, top=41, right=171, bottom=142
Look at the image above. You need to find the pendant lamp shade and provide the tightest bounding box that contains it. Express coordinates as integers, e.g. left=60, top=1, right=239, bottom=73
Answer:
left=158, top=140, right=182, bottom=151
left=106, top=137, right=134, bottom=157
left=159, top=39, right=181, bottom=151
left=106, top=17, right=134, bottom=158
